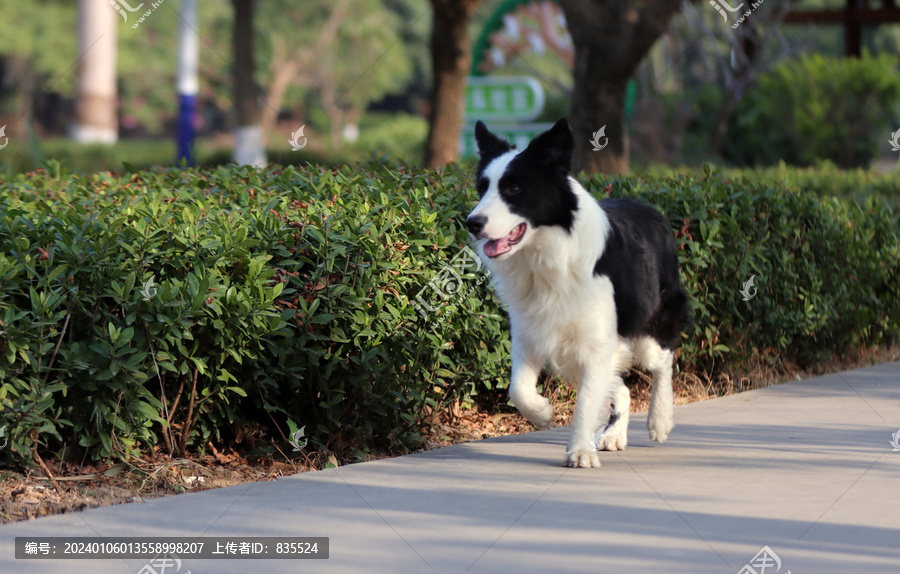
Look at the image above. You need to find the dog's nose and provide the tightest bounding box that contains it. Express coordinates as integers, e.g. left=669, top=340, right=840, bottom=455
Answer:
left=466, top=214, right=487, bottom=236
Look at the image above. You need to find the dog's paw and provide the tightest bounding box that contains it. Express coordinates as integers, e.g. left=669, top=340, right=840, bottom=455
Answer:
left=523, top=399, right=554, bottom=429
left=595, top=411, right=629, bottom=451
left=648, top=407, right=673, bottom=443
left=647, top=421, right=673, bottom=443
left=648, top=428, right=669, bottom=442
left=564, top=449, right=601, bottom=468
left=596, top=429, right=627, bottom=451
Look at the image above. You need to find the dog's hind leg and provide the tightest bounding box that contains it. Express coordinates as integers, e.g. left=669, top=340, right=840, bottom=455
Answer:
left=636, top=337, right=675, bottom=442
left=596, top=377, right=630, bottom=451
left=508, top=341, right=553, bottom=429
left=596, top=342, right=632, bottom=451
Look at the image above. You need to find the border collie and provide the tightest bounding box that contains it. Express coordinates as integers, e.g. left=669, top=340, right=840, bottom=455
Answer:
left=466, top=119, right=690, bottom=468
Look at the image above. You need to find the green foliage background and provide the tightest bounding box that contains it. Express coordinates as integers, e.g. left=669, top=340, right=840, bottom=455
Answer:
left=0, top=0, right=426, bottom=137
left=725, top=52, right=900, bottom=168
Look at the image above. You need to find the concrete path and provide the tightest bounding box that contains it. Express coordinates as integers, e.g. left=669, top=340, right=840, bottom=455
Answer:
left=2, top=362, right=898, bottom=573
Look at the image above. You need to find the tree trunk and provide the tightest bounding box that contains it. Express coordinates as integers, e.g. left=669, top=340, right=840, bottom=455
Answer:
left=322, top=85, right=344, bottom=150
left=569, top=72, right=630, bottom=175
left=232, top=0, right=266, bottom=167
left=13, top=59, right=34, bottom=139
left=260, top=50, right=299, bottom=137
left=559, top=0, right=681, bottom=174
left=425, top=0, right=481, bottom=169
left=73, top=0, right=117, bottom=144
left=259, top=1, right=349, bottom=146
left=711, top=91, right=738, bottom=157
left=712, top=27, right=759, bottom=155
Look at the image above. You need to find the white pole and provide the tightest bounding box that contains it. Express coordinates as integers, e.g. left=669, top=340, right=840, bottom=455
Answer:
left=177, top=0, right=199, bottom=164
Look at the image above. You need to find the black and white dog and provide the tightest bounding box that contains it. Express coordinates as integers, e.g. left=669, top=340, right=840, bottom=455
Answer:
left=466, top=119, right=690, bottom=468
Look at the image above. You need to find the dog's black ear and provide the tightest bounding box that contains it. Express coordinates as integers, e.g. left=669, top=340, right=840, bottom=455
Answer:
left=522, top=118, right=573, bottom=172
left=474, top=120, right=512, bottom=160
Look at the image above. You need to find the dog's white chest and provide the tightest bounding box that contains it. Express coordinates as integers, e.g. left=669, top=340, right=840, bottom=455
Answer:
left=507, top=272, right=616, bottom=378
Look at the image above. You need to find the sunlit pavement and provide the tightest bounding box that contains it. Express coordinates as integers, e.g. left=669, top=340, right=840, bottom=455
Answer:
left=2, top=362, right=898, bottom=573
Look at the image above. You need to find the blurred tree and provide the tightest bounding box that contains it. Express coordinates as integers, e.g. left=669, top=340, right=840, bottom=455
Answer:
left=256, top=0, right=415, bottom=150
left=0, top=0, right=424, bottom=159
left=726, top=51, right=900, bottom=168
left=559, top=0, right=681, bottom=174
left=424, top=0, right=481, bottom=168
left=0, top=0, right=78, bottom=137
left=73, top=0, right=118, bottom=143
left=232, top=0, right=266, bottom=167
left=681, top=0, right=792, bottom=156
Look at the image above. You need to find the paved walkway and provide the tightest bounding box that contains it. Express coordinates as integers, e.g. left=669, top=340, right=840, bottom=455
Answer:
left=2, top=362, right=898, bottom=573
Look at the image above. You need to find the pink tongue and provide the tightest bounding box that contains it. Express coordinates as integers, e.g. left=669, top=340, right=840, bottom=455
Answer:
left=483, top=236, right=511, bottom=258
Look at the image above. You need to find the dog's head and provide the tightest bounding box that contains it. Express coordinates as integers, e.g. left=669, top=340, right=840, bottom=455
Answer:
left=465, top=118, right=578, bottom=260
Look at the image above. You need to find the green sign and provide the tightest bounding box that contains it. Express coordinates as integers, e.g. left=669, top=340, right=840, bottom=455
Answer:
left=459, top=122, right=554, bottom=159
left=464, top=76, right=545, bottom=122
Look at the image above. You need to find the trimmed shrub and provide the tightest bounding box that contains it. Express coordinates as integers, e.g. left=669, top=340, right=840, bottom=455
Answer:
left=637, top=162, right=900, bottom=205
left=0, top=162, right=898, bottom=467
left=0, top=163, right=508, bottom=464
left=726, top=52, right=900, bottom=168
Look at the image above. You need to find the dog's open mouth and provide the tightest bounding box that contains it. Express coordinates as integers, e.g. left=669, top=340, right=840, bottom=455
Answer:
left=483, top=223, right=526, bottom=258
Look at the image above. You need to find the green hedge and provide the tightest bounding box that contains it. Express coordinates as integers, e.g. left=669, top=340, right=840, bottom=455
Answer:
left=638, top=162, right=900, bottom=205
left=1, top=163, right=898, bottom=466
left=0, top=163, right=508, bottom=464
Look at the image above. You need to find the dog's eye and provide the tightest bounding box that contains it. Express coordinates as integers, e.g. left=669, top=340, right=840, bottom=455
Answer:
left=506, top=184, right=521, bottom=195
left=476, top=180, right=488, bottom=196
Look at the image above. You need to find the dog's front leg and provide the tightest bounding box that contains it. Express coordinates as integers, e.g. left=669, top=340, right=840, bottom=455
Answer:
left=565, top=354, right=615, bottom=468
left=508, top=341, right=553, bottom=429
